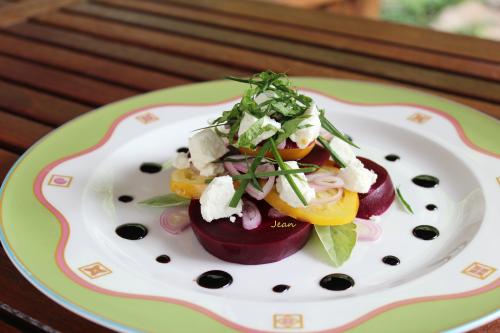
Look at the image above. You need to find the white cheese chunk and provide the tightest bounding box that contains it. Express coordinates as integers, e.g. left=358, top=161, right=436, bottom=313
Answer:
left=338, top=163, right=377, bottom=193
left=188, top=129, right=228, bottom=174
left=237, top=112, right=281, bottom=146
left=329, top=136, right=361, bottom=167
left=199, top=162, right=224, bottom=177
left=289, top=103, right=321, bottom=149
left=276, top=161, right=316, bottom=208
left=200, top=176, right=243, bottom=222
left=172, top=152, right=190, bottom=169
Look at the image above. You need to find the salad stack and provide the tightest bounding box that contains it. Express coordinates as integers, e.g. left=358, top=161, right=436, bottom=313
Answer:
left=146, top=71, right=396, bottom=266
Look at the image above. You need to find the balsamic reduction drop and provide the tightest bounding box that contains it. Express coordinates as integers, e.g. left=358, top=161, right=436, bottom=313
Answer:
left=197, top=270, right=233, bottom=289
left=412, top=225, right=439, bottom=240
left=385, top=154, right=400, bottom=162
left=118, top=195, right=134, bottom=203
left=115, top=223, right=148, bottom=240
left=319, top=273, right=354, bottom=291
left=140, top=163, right=162, bottom=174
left=272, top=284, right=290, bottom=293
left=156, top=255, right=171, bottom=263
left=412, top=175, right=439, bottom=188
left=177, top=147, right=189, bottom=153
left=426, top=204, right=438, bottom=211
left=382, top=255, right=400, bottom=266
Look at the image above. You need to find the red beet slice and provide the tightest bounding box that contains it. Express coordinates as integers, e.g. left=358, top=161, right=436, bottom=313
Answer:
left=189, top=198, right=313, bottom=265
left=299, top=144, right=331, bottom=169
left=356, top=157, right=395, bottom=219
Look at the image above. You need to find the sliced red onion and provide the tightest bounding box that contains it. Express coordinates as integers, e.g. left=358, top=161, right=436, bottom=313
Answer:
left=315, top=176, right=344, bottom=188
left=307, top=173, right=344, bottom=192
left=233, top=162, right=248, bottom=173
left=354, top=218, right=382, bottom=241
left=224, top=161, right=241, bottom=176
left=311, top=188, right=343, bottom=205
left=306, top=172, right=331, bottom=181
left=245, top=163, right=275, bottom=200
left=268, top=208, right=286, bottom=218
left=242, top=200, right=261, bottom=230
left=160, top=207, right=190, bottom=234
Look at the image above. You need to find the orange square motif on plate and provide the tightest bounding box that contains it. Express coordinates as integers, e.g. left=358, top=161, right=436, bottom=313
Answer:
left=462, top=262, right=496, bottom=280
left=407, top=112, right=432, bottom=124
left=136, top=112, right=159, bottom=124
left=273, top=314, right=303, bottom=329
left=48, top=175, right=73, bottom=188
left=79, top=262, right=112, bottom=279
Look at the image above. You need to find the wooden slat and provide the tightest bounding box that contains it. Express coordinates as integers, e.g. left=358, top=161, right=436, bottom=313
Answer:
left=0, top=54, right=137, bottom=106
left=97, top=0, right=500, bottom=82
left=0, top=110, right=52, bottom=153
left=67, top=2, right=500, bottom=104
left=0, top=33, right=190, bottom=91
left=0, top=80, right=88, bottom=126
left=0, top=0, right=80, bottom=27
left=32, top=12, right=374, bottom=80
left=170, top=0, right=500, bottom=63
left=14, top=19, right=500, bottom=118
left=0, top=317, right=22, bottom=333
left=0, top=149, right=17, bottom=181
left=5, top=23, right=250, bottom=80
left=0, top=250, right=110, bottom=333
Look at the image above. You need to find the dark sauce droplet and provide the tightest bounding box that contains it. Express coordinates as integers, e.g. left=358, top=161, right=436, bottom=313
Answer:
left=156, top=255, right=171, bottom=263
left=197, top=270, right=232, bottom=289
left=272, top=284, right=290, bottom=293
left=382, top=255, right=400, bottom=266
left=177, top=147, right=189, bottom=153
left=118, top=195, right=134, bottom=203
left=413, top=225, right=439, bottom=240
left=115, top=223, right=148, bottom=240
left=140, top=163, right=162, bottom=174
left=426, top=204, right=438, bottom=211
left=319, top=273, right=355, bottom=291
left=385, top=154, right=400, bottom=162
left=412, top=175, right=439, bottom=188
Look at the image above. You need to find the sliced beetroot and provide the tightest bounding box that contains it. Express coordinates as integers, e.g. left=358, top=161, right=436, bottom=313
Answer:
left=189, top=198, right=313, bottom=265
left=299, top=145, right=331, bottom=169
left=356, top=157, right=395, bottom=219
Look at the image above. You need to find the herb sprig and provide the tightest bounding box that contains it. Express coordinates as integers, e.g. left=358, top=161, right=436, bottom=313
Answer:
left=211, top=71, right=313, bottom=149
left=229, top=141, right=270, bottom=207
left=215, top=71, right=359, bottom=208
left=396, top=187, right=414, bottom=214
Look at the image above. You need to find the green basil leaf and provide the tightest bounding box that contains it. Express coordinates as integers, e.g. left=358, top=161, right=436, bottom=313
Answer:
left=138, top=193, right=190, bottom=207
left=315, top=223, right=357, bottom=267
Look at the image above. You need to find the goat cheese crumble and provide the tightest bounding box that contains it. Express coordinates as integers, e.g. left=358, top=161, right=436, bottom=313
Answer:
left=200, top=176, right=242, bottom=222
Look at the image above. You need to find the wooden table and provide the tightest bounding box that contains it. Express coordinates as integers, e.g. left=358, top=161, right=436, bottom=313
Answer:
left=0, top=0, right=498, bottom=332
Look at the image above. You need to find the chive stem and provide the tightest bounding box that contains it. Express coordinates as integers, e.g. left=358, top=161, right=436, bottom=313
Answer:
left=231, top=167, right=318, bottom=180
left=317, top=136, right=347, bottom=168
left=396, top=187, right=414, bottom=214
left=269, top=138, right=308, bottom=206
left=319, top=111, right=359, bottom=148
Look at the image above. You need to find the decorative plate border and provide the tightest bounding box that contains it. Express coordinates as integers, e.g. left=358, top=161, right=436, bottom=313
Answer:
left=1, top=79, right=499, bottom=333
